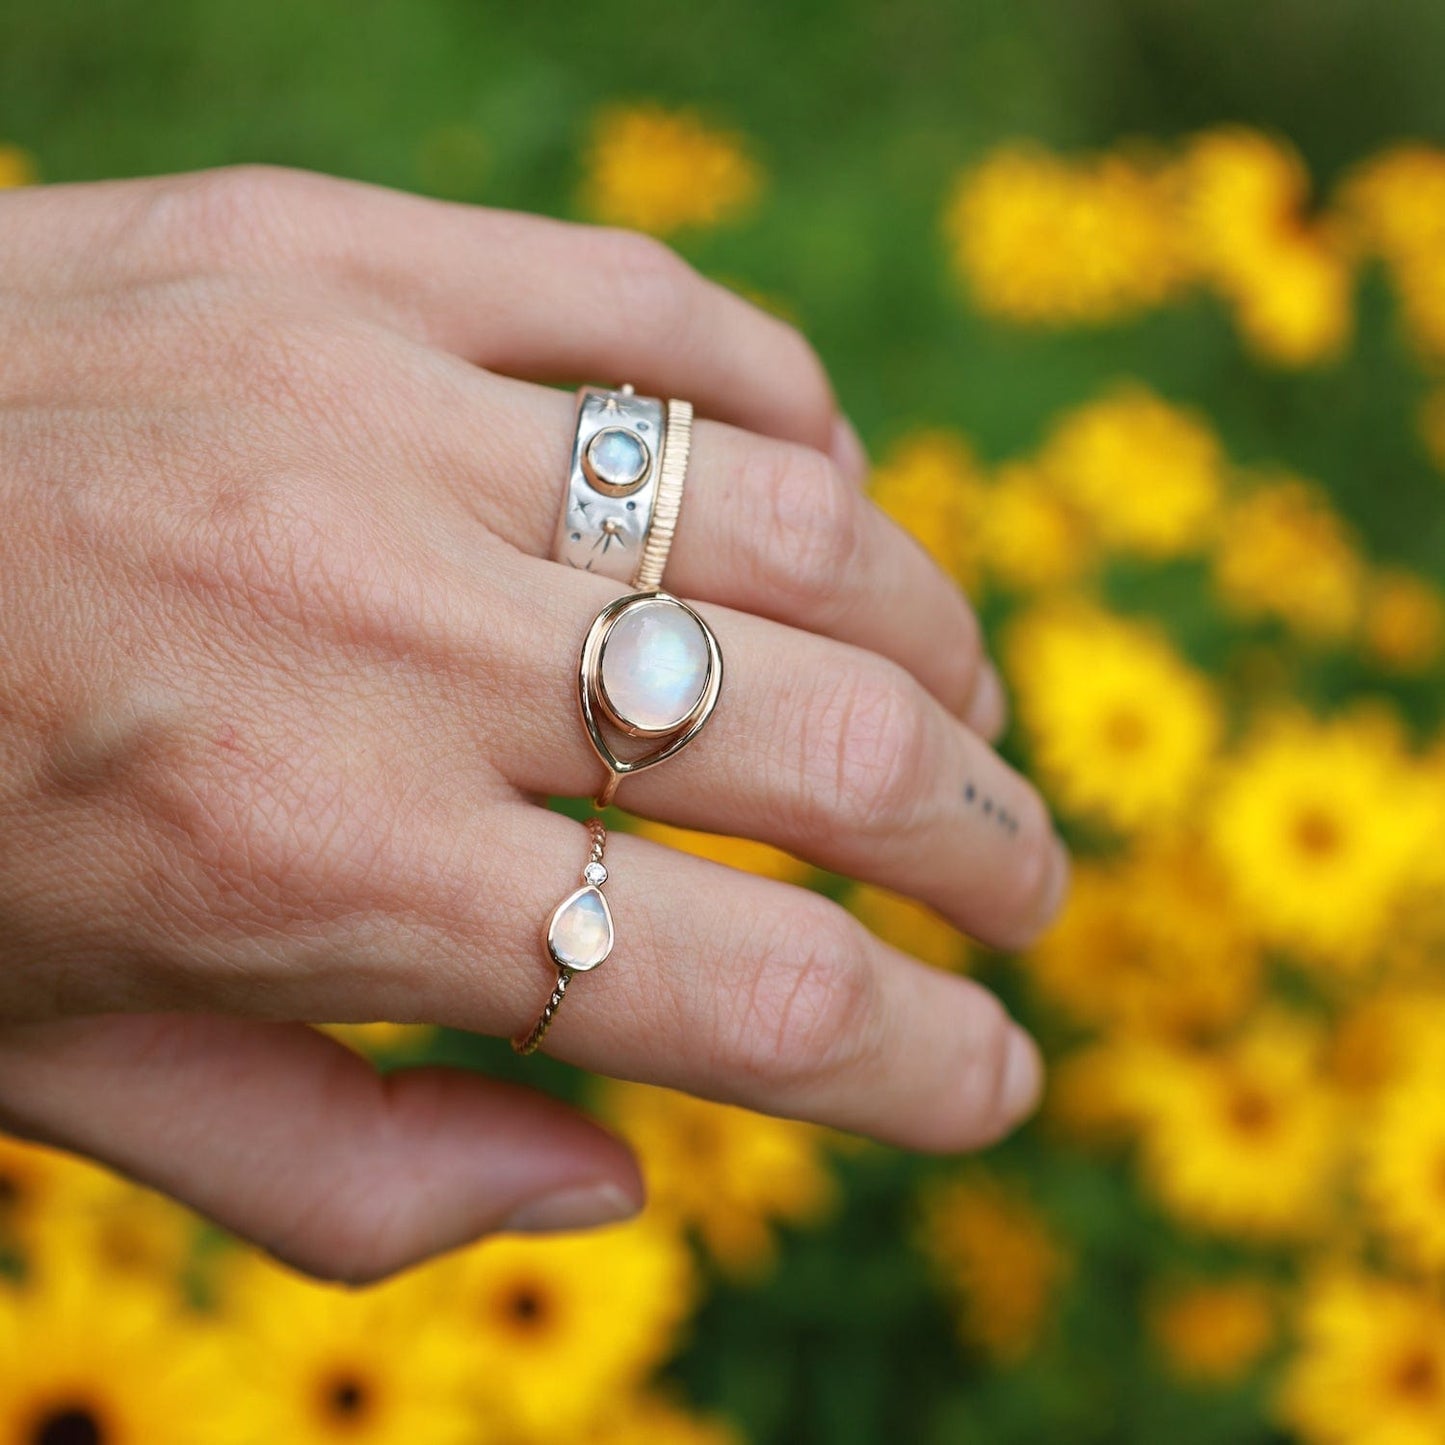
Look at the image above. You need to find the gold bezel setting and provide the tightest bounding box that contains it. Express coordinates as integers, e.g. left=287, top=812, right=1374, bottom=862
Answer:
left=578, top=591, right=723, bottom=806
left=582, top=425, right=652, bottom=497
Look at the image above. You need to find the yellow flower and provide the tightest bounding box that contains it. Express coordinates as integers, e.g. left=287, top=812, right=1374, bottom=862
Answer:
left=1213, top=473, right=1365, bottom=642
left=847, top=883, right=969, bottom=971
left=1344, top=145, right=1445, bottom=361
left=946, top=145, right=1188, bottom=325
left=1344, top=145, right=1445, bottom=267
left=596, top=1080, right=833, bottom=1278
left=1278, top=1268, right=1445, bottom=1445
left=1360, top=1069, right=1445, bottom=1277
left=0, top=1137, right=93, bottom=1258
left=1179, top=128, right=1352, bottom=366
left=1149, top=1279, right=1277, bottom=1384
left=581, top=1391, right=743, bottom=1445
left=627, top=818, right=812, bottom=887
left=1363, top=570, right=1445, bottom=674
left=916, top=1171, right=1070, bottom=1365
left=1208, top=711, right=1432, bottom=968
left=1037, top=386, right=1225, bottom=558
left=218, top=1255, right=476, bottom=1445
left=1124, top=1015, right=1343, bottom=1240
left=1024, top=840, right=1259, bottom=1039
left=27, top=1174, right=199, bottom=1295
left=1006, top=603, right=1222, bottom=833
left=869, top=429, right=987, bottom=588
left=579, top=105, right=760, bottom=237
left=976, top=461, right=1095, bottom=592
left=319, top=1022, right=438, bottom=1056
left=0, top=1256, right=227, bottom=1445
left=0, top=146, right=34, bottom=188
left=432, top=1217, right=695, bottom=1438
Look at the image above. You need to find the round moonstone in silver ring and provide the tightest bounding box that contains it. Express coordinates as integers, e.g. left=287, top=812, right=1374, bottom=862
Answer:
left=583, top=426, right=651, bottom=495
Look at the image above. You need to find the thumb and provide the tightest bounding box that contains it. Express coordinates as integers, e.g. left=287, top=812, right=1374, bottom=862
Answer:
left=0, top=1013, right=644, bottom=1282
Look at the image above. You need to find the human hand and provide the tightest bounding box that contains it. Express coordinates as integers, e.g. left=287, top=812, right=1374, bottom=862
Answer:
left=0, top=167, right=1068, bottom=1280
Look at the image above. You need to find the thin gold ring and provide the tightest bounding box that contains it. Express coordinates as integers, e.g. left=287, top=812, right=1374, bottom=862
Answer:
left=513, top=818, right=612, bottom=1056
left=632, top=397, right=692, bottom=590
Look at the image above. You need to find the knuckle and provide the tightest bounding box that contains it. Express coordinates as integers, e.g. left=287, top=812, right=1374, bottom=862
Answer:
left=756, top=445, right=862, bottom=620
left=133, top=165, right=327, bottom=269
left=723, top=898, right=880, bottom=1093
left=791, top=663, right=932, bottom=838
left=592, top=228, right=696, bottom=319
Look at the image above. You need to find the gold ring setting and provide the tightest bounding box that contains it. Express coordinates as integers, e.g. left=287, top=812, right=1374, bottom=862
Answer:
left=517, top=384, right=720, bottom=1055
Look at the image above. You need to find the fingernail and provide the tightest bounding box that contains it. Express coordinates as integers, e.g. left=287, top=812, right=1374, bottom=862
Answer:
left=1039, top=838, right=1072, bottom=928
left=499, top=1182, right=640, bottom=1235
left=830, top=414, right=870, bottom=487
left=965, top=661, right=1009, bottom=740
left=1001, top=1024, right=1045, bottom=1125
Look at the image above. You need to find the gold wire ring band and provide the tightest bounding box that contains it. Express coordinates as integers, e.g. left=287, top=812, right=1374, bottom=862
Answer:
left=632, top=397, right=693, bottom=590
left=513, top=818, right=612, bottom=1056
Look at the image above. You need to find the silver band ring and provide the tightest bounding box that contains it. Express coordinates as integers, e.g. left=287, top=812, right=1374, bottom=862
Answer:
left=553, top=384, right=666, bottom=584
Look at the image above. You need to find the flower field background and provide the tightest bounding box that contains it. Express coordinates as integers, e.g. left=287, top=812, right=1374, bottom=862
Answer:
left=4, top=2, right=1445, bottom=1442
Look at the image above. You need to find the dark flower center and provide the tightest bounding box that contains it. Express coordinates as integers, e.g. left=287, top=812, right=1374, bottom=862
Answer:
left=321, top=1373, right=372, bottom=1423
left=1293, top=807, right=1341, bottom=859
left=32, top=1406, right=103, bottom=1445
left=1394, top=1348, right=1442, bottom=1402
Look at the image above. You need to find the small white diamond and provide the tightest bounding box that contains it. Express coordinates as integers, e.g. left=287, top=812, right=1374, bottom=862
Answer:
left=583, top=861, right=608, bottom=886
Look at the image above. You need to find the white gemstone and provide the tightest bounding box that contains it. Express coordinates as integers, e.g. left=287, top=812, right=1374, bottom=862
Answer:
left=583, top=861, right=608, bottom=886
left=547, top=885, right=613, bottom=972
left=587, top=428, right=649, bottom=488
left=599, top=599, right=709, bottom=732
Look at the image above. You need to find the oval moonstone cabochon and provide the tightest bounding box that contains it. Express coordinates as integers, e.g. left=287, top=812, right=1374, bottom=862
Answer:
left=598, top=598, right=709, bottom=733
left=546, top=885, right=614, bottom=972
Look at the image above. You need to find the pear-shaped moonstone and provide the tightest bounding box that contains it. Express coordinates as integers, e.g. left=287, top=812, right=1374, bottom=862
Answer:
left=598, top=599, right=708, bottom=732
left=547, top=885, right=614, bottom=972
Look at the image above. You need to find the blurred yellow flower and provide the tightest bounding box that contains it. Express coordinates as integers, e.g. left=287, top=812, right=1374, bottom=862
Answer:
left=28, top=1174, right=198, bottom=1295
left=0, top=1257, right=226, bottom=1445
left=0, top=146, right=34, bottom=188
left=580, top=105, right=761, bottom=237
left=320, top=1021, right=438, bottom=1056
left=436, top=1217, right=695, bottom=1438
left=1180, top=128, right=1352, bottom=366
left=1208, top=711, right=1432, bottom=967
left=596, top=1080, right=834, bottom=1278
left=976, top=461, right=1095, bottom=592
left=1278, top=1268, right=1445, bottom=1445
left=1363, top=569, right=1445, bottom=673
left=219, top=1257, right=475, bottom=1445
left=869, top=429, right=987, bottom=588
left=1038, top=386, right=1226, bottom=557
left=0, top=1137, right=91, bottom=1257
left=1024, top=840, right=1258, bottom=1038
left=1006, top=603, right=1222, bottom=833
left=581, top=1391, right=744, bottom=1445
left=1344, top=145, right=1445, bottom=360
left=1150, top=1278, right=1277, bottom=1384
left=628, top=818, right=813, bottom=887
left=1125, top=1015, right=1343, bottom=1240
left=916, top=1170, right=1070, bottom=1365
left=847, top=883, right=969, bottom=971
left=1360, top=1070, right=1445, bottom=1277
left=947, top=146, right=1188, bottom=325
left=1213, top=473, right=1365, bottom=642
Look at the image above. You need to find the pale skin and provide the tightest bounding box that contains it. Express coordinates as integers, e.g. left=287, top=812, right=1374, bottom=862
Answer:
left=0, top=166, right=1069, bottom=1282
